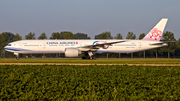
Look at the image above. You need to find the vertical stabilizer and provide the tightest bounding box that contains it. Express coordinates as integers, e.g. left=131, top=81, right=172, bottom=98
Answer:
left=142, top=18, right=168, bottom=41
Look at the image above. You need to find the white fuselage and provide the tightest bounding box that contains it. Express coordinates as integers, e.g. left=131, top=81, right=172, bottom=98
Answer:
left=4, top=40, right=167, bottom=54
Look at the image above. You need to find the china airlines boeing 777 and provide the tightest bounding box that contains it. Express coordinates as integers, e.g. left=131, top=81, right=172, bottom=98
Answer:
left=4, top=18, right=168, bottom=60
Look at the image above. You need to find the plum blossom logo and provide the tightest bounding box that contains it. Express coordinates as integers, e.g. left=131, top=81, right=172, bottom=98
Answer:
left=93, top=41, right=109, bottom=49
left=149, top=28, right=162, bottom=40
left=102, top=42, right=109, bottom=49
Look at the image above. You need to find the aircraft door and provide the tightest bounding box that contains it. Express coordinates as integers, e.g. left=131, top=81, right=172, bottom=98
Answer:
left=42, top=42, right=46, bottom=49
left=79, top=42, right=82, bottom=46
left=18, top=43, right=22, bottom=48
left=138, top=42, right=141, bottom=48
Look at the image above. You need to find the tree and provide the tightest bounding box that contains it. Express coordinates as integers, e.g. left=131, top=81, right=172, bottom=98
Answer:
left=0, top=33, right=7, bottom=47
left=50, top=32, right=76, bottom=39
left=13, top=33, right=22, bottom=41
left=50, top=32, right=62, bottom=39
left=161, top=31, right=176, bottom=58
left=114, top=33, right=123, bottom=39
left=94, top=31, right=113, bottom=39
left=139, top=33, right=145, bottom=39
left=126, top=32, right=136, bottom=39
left=74, top=33, right=90, bottom=39
left=0, top=33, right=7, bottom=58
left=25, top=32, right=36, bottom=39
left=62, top=31, right=75, bottom=39
left=0, top=32, right=14, bottom=44
left=175, top=38, right=180, bottom=58
left=0, top=32, right=14, bottom=58
left=38, top=32, right=47, bottom=39
left=176, top=38, right=180, bottom=49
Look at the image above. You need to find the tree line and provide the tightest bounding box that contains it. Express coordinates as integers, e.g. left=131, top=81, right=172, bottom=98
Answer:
left=0, top=31, right=179, bottom=58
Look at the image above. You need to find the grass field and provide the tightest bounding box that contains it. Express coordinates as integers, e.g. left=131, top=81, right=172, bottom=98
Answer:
left=1, top=65, right=180, bottom=100
left=0, top=58, right=180, bottom=64
left=1, top=58, right=180, bottom=100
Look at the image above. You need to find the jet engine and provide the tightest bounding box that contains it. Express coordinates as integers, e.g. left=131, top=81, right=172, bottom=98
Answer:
left=65, top=48, right=81, bottom=57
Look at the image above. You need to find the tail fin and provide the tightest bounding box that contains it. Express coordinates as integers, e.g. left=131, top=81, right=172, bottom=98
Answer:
left=142, top=18, right=168, bottom=41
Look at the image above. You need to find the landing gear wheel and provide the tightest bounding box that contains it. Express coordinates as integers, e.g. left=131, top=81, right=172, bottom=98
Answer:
left=82, top=51, right=96, bottom=60
left=16, top=57, right=19, bottom=60
left=14, top=53, right=20, bottom=60
left=82, top=57, right=86, bottom=59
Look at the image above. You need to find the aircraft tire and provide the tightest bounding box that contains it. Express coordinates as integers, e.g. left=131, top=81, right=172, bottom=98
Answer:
left=82, top=57, right=86, bottom=59
left=16, top=57, right=19, bottom=60
left=92, top=57, right=96, bottom=60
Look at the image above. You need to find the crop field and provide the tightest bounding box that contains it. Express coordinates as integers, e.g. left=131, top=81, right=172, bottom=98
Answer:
left=1, top=65, right=180, bottom=100
left=0, top=58, right=180, bottom=65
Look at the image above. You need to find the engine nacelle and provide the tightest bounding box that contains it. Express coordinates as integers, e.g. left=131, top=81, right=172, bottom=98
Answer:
left=65, top=48, right=81, bottom=57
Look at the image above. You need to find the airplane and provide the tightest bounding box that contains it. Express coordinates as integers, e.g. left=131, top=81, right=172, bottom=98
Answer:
left=4, top=18, right=168, bottom=60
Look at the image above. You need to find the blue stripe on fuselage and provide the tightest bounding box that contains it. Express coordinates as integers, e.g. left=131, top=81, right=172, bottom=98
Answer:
left=4, top=47, right=32, bottom=51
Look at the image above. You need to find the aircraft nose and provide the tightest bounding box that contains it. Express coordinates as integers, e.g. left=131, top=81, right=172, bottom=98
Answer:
left=4, top=46, right=8, bottom=50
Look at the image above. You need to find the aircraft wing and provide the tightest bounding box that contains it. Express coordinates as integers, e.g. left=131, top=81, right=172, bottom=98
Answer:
left=78, top=40, right=126, bottom=51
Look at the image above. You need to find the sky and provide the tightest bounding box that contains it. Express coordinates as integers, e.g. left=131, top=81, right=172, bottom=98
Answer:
left=0, top=0, right=180, bottom=39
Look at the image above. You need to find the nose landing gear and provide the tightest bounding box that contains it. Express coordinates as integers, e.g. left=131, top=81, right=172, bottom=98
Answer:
left=16, top=57, right=20, bottom=60
left=14, top=53, right=20, bottom=60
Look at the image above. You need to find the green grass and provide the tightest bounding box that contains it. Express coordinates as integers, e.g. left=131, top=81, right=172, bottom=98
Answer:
left=0, top=58, right=180, bottom=64
left=1, top=65, right=180, bottom=100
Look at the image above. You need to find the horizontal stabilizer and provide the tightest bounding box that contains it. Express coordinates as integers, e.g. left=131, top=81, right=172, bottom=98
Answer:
left=149, top=42, right=165, bottom=45
left=149, top=42, right=171, bottom=46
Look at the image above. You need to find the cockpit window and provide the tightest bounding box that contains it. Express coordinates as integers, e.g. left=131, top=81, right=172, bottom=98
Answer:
left=8, top=44, right=11, bottom=46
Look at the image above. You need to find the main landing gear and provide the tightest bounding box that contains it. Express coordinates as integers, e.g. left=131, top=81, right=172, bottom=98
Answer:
left=82, top=51, right=96, bottom=60
left=14, top=53, right=20, bottom=60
